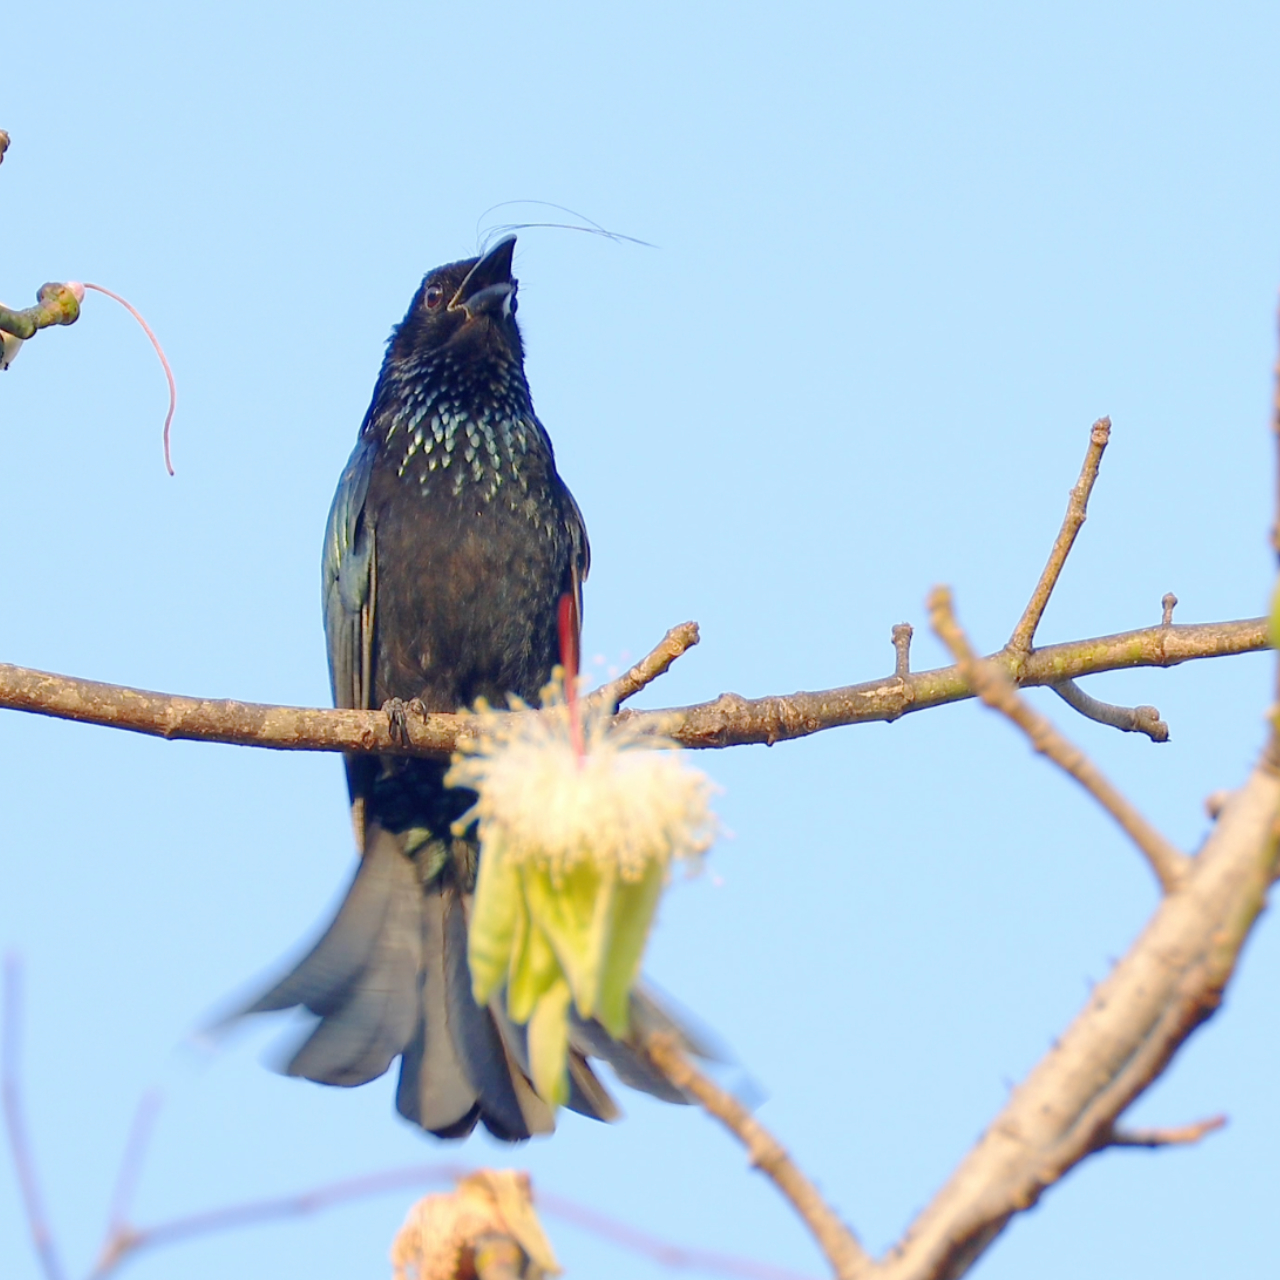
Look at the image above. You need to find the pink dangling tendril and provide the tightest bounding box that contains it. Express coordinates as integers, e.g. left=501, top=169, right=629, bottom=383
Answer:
left=71, top=281, right=178, bottom=475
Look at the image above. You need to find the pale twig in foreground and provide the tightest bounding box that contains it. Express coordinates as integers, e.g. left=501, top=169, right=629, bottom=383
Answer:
left=646, top=1034, right=872, bottom=1280
left=1051, top=679, right=1168, bottom=742
left=5, top=962, right=811, bottom=1280
left=1109, top=1115, right=1227, bottom=1149
left=535, top=1192, right=818, bottom=1280
left=928, top=586, right=1189, bottom=892
left=1008, top=417, right=1111, bottom=656
left=84, top=1155, right=812, bottom=1280
left=103, top=1090, right=161, bottom=1244
left=593, top=621, right=701, bottom=709
left=0, top=1054, right=805, bottom=1280
left=92, top=1165, right=471, bottom=1277
left=89, top=1162, right=815, bottom=1280
left=2, top=958, right=67, bottom=1280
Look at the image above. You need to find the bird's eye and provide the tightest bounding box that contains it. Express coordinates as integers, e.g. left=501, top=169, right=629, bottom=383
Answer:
left=425, top=284, right=445, bottom=310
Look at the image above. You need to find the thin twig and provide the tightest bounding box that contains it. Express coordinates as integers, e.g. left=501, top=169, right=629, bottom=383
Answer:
left=1008, top=417, right=1111, bottom=656
left=646, top=1034, right=872, bottom=1280
left=1162, top=593, right=1178, bottom=627
left=87, top=1154, right=809, bottom=1280
left=535, top=1191, right=819, bottom=1280
left=92, top=1165, right=471, bottom=1277
left=1051, top=679, right=1168, bottom=742
left=929, top=587, right=1189, bottom=892
left=104, top=1090, right=162, bottom=1237
left=593, top=622, right=701, bottom=709
left=1108, top=1115, right=1227, bottom=1149
left=892, top=624, right=913, bottom=678
left=2, top=957, right=67, bottom=1280
left=0, top=617, right=1266, bottom=758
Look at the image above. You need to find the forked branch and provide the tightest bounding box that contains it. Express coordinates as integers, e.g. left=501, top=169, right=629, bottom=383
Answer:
left=930, top=587, right=1188, bottom=892
left=1008, top=416, right=1110, bottom=657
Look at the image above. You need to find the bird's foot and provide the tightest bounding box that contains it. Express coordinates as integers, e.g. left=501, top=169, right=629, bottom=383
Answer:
left=381, top=697, right=426, bottom=746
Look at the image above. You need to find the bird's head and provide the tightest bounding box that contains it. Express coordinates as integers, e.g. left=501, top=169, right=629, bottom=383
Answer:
left=389, top=236, right=523, bottom=366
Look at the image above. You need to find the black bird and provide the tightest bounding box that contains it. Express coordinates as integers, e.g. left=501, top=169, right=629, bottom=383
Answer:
left=243, top=237, right=688, bottom=1140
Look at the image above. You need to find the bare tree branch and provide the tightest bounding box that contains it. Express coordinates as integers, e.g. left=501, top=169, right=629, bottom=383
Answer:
left=1008, top=417, right=1110, bottom=656
left=1050, top=679, right=1168, bottom=742
left=876, top=697, right=1280, bottom=1280
left=646, top=1034, right=872, bottom=1280
left=0, top=616, right=1265, bottom=759
left=928, top=587, right=1188, bottom=892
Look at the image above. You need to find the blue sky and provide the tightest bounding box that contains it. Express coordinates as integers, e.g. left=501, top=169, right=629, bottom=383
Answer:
left=3, top=3, right=1279, bottom=1277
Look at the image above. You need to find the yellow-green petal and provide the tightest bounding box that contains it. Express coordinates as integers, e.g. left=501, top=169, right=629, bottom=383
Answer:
left=528, top=977, right=572, bottom=1106
left=467, top=833, right=520, bottom=1006
left=508, top=869, right=562, bottom=1023
left=597, top=858, right=666, bottom=1037
left=522, top=859, right=600, bottom=1014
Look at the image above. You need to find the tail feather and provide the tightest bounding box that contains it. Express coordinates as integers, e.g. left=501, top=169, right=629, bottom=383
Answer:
left=395, top=885, right=486, bottom=1135
left=283, top=875, right=422, bottom=1085
left=239, top=829, right=705, bottom=1139
left=494, top=1034, right=558, bottom=1136
left=567, top=1053, right=623, bottom=1121
left=568, top=1008, right=691, bottom=1105
left=490, top=1000, right=618, bottom=1124
left=245, top=828, right=409, bottom=1016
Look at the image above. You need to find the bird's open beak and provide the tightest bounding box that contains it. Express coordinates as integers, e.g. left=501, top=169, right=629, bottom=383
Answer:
left=450, top=236, right=517, bottom=318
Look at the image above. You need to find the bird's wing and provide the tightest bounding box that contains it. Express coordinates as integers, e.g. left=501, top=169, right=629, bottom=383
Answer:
left=323, top=433, right=379, bottom=826
left=560, top=480, right=590, bottom=660
left=323, top=432, right=378, bottom=712
left=562, top=480, right=590, bottom=592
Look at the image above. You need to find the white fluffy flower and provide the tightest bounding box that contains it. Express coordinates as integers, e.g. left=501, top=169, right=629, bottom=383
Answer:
left=447, top=678, right=715, bottom=1104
